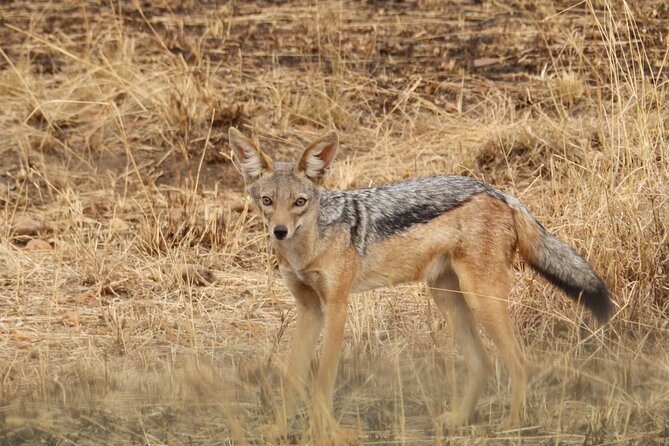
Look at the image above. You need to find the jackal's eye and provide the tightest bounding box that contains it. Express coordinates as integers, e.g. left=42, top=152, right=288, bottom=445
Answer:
left=261, top=196, right=273, bottom=206
left=294, top=197, right=307, bottom=207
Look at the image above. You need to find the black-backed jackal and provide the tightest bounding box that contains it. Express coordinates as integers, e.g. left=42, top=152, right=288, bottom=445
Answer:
left=229, top=128, right=611, bottom=441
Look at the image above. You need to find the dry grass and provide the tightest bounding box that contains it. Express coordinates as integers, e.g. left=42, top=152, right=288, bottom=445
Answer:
left=1, top=1, right=668, bottom=444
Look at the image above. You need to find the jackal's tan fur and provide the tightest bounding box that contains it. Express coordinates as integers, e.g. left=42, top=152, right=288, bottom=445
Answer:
left=229, top=128, right=611, bottom=439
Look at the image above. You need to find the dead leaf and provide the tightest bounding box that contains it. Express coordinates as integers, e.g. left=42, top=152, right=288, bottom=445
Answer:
left=473, top=57, right=500, bottom=68
left=76, top=290, right=97, bottom=304
left=11, top=329, right=36, bottom=342
left=110, top=217, right=130, bottom=231
left=180, top=264, right=216, bottom=286
left=60, top=311, right=80, bottom=327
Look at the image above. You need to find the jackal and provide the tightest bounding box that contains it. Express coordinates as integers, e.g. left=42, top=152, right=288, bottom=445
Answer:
left=229, top=128, right=611, bottom=437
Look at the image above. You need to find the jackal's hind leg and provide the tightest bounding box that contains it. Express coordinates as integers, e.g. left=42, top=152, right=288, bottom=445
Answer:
left=428, top=270, right=492, bottom=427
left=452, top=260, right=528, bottom=428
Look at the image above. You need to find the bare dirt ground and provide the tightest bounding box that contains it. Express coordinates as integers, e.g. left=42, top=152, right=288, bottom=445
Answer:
left=1, top=1, right=668, bottom=444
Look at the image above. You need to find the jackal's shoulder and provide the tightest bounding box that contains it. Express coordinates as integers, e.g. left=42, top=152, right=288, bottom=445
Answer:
left=318, top=175, right=507, bottom=254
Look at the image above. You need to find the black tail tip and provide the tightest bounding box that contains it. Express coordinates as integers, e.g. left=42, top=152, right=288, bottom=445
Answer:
left=534, top=263, right=612, bottom=324
left=584, top=282, right=613, bottom=324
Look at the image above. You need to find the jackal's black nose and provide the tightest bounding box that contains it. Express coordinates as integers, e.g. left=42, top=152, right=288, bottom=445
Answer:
left=273, top=225, right=288, bottom=240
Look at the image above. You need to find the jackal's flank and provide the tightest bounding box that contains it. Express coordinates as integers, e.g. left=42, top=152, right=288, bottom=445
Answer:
left=229, top=128, right=611, bottom=435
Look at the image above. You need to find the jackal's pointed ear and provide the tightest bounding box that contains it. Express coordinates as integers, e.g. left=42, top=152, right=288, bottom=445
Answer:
left=228, top=128, right=273, bottom=180
left=295, top=131, right=339, bottom=183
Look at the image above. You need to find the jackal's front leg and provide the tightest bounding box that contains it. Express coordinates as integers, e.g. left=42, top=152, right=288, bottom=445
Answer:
left=313, top=298, right=348, bottom=414
left=283, top=277, right=324, bottom=407
left=271, top=271, right=324, bottom=435
left=309, top=273, right=358, bottom=443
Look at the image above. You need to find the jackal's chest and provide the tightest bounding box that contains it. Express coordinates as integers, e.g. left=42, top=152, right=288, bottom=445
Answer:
left=276, top=245, right=312, bottom=273
left=275, top=245, right=324, bottom=289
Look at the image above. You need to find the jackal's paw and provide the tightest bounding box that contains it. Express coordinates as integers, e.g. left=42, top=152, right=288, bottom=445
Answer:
left=437, top=411, right=470, bottom=430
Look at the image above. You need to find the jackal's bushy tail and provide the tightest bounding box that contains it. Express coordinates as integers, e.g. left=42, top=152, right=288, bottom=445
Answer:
left=505, top=196, right=612, bottom=323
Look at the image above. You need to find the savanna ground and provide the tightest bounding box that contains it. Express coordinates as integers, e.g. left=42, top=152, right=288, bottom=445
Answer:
left=1, top=1, right=668, bottom=444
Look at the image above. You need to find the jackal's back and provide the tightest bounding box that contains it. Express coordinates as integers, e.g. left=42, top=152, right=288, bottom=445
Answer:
left=319, top=175, right=503, bottom=254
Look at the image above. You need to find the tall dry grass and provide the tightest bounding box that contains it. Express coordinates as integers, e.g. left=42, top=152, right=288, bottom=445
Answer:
left=0, top=0, right=667, bottom=444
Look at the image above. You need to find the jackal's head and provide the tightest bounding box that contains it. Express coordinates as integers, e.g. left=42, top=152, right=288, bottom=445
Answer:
left=228, top=128, right=338, bottom=241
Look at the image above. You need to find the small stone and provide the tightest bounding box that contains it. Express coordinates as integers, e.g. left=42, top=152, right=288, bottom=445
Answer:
left=11, top=216, right=53, bottom=236
left=23, top=239, right=53, bottom=251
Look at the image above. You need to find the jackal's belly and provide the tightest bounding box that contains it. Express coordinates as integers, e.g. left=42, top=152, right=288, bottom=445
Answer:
left=351, top=271, right=405, bottom=293
left=351, top=253, right=450, bottom=293
left=350, top=215, right=461, bottom=293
